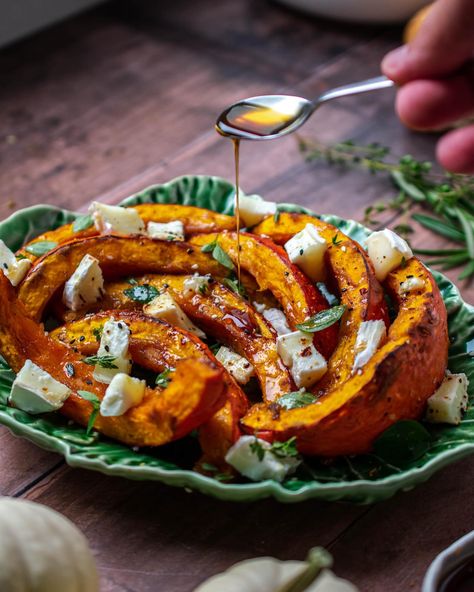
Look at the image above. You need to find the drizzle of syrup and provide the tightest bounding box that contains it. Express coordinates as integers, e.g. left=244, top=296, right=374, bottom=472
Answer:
left=233, top=138, right=241, bottom=286
left=222, top=309, right=256, bottom=334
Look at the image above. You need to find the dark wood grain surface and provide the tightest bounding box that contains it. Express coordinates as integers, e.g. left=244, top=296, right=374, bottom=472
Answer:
left=0, top=2, right=472, bottom=591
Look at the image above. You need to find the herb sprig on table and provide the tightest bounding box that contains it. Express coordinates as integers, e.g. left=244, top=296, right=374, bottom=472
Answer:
left=298, top=137, right=474, bottom=279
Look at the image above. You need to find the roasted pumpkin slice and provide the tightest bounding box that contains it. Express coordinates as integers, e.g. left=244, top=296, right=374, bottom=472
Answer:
left=94, top=275, right=295, bottom=402
left=0, top=275, right=226, bottom=447
left=241, top=258, right=448, bottom=456
left=252, top=212, right=388, bottom=392
left=18, top=235, right=230, bottom=321
left=18, top=204, right=235, bottom=262
left=190, top=232, right=338, bottom=359
left=51, top=310, right=249, bottom=464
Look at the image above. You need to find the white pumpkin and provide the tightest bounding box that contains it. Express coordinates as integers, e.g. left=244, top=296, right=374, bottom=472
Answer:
left=194, top=547, right=359, bottom=592
left=0, top=497, right=99, bottom=592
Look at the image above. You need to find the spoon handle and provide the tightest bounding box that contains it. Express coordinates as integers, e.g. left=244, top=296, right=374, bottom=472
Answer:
left=314, top=75, right=394, bottom=106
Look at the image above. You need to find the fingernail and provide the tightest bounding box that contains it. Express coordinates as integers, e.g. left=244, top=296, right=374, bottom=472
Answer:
left=381, top=45, right=409, bottom=78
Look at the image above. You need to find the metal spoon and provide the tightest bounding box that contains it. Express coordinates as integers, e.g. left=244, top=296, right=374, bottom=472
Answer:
left=216, top=75, right=394, bottom=140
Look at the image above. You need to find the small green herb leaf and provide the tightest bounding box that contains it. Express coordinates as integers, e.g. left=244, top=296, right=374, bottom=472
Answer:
left=77, top=390, right=101, bottom=435
left=82, top=354, right=118, bottom=369
left=273, top=209, right=281, bottom=223
left=25, top=241, right=58, bottom=257
left=92, top=326, right=103, bottom=342
left=278, top=390, right=318, bottom=410
left=270, top=436, right=299, bottom=458
left=249, top=438, right=266, bottom=461
left=373, top=420, right=431, bottom=464
left=72, top=214, right=94, bottom=232
left=123, top=284, right=159, bottom=303
left=296, top=305, right=346, bottom=333
left=201, top=239, right=234, bottom=270
left=331, top=233, right=342, bottom=246
left=223, top=277, right=247, bottom=297
left=155, top=368, right=172, bottom=388
left=212, top=243, right=234, bottom=270
left=201, top=239, right=217, bottom=254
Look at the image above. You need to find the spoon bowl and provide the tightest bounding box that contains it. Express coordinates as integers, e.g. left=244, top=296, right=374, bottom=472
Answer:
left=216, top=75, right=394, bottom=140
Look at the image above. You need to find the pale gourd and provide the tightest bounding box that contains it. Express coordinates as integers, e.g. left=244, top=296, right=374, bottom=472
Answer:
left=0, top=497, right=99, bottom=592
left=194, top=547, right=359, bottom=592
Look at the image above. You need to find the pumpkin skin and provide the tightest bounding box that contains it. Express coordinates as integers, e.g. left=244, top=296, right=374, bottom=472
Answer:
left=18, top=203, right=236, bottom=262
left=0, top=274, right=226, bottom=447
left=190, top=231, right=338, bottom=360
left=252, top=212, right=388, bottom=394
left=0, top=497, right=99, bottom=592
left=241, top=258, right=448, bottom=456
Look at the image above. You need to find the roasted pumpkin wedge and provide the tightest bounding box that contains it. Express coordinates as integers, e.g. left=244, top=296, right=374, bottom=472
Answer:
left=190, top=231, right=338, bottom=359
left=90, top=275, right=295, bottom=402
left=18, top=204, right=235, bottom=262
left=241, top=258, right=448, bottom=456
left=252, top=212, right=388, bottom=393
left=0, top=274, right=226, bottom=446
left=18, top=235, right=230, bottom=321
left=50, top=310, right=249, bottom=464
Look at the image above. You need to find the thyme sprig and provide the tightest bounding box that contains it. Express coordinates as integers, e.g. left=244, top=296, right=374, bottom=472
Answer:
left=299, top=137, right=474, bottom=279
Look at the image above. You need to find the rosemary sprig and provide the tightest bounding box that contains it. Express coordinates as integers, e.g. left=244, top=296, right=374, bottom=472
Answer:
left=299, top=137, right=474, bottom=279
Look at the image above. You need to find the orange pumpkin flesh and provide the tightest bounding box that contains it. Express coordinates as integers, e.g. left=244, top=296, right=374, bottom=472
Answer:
left=190, top=231, right=338, bottom=359
left=241, top=258, right=448, bottom=456
left=0, top=275, right=226, bottom=446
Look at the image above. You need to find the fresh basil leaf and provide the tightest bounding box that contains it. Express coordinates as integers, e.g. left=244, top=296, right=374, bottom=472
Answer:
left=72, top=214, right=94, bottom=233
left=373, top=420, right=431, bottom=464
left=25, top=241, right=58, bottom=257
left=278, top=391, right=317, bottom=410
left=296, top=305, right=346, bottom=333
left=212, top=244, right=234, bottom=270
left=123, top=284, right=159, bottom=303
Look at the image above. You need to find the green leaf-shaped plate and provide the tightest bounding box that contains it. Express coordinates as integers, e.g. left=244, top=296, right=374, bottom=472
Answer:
left=0, top=175, right=473, bottom=503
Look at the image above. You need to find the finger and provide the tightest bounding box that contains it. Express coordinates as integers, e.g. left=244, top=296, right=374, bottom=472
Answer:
left=382, top=0, right=474, bottom=84
left=437, top=124, right=474, bottom=174
left=395, top=74, right=474, bottom=130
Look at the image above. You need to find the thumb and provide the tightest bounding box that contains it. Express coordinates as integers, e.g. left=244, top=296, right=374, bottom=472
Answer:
left=382, top=0, right=474, bottom=84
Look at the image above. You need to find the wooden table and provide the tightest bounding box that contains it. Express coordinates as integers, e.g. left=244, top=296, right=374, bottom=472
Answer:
left=0, top=2, right=472, bottom=590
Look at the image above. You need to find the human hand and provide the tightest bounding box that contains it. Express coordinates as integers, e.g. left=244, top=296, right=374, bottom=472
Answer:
left=381, top=0, right=474, bottom=173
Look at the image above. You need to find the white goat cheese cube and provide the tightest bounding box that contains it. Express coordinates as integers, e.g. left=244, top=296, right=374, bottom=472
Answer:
left=63, top=254, right=104, bottom=311
left=183, top=274, right=212, bottom=296
left=284, top=224, right=327, bottom=282
left=426, top=373, right=469, bottom=425
left=89, top=202, right=145, bottom=235
left=93, top=319, right=132, bottom=384
left=277, top=330, right=327, bottom=388
left=215, top=346, right=254, bottom=384
left=352, top=320, right=386, bottom=373
left=398, top=276, right=425, bottom=295
left=225, top=436, right=300, bottom=482
left=143, top=292, right=205, bottom=338
left=0, top=240, right=31, bottom=286
left=238, top=194, right=277, bottom=227
left=147, top=220, right=185, bottom=241
left=263, top=308, right=291, bottom=336
left=100, top=373, right=146, bottom=417
left=9, top=360, right=70, bottom=414
left=365, top=228, right=413, bottom=281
